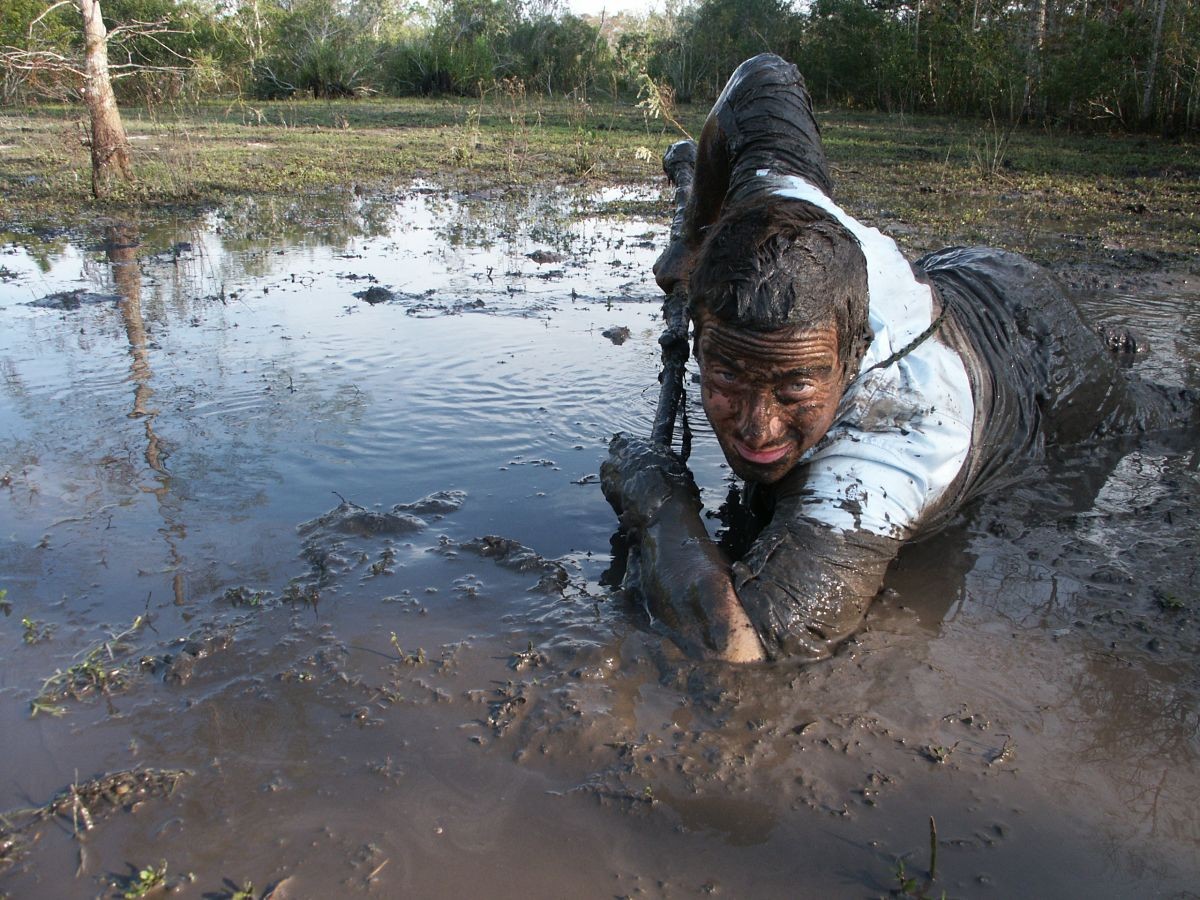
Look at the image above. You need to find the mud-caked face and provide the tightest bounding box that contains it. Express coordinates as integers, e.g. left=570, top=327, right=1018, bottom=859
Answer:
left=696, top=314, right=846, bottom=484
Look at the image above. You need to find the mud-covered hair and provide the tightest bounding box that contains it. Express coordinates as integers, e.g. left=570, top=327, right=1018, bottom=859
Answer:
left=688, top=198, right=871, bottom=372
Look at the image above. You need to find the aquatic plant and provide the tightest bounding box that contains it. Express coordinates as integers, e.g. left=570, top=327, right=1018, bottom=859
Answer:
left=122, top=860, right=168, bottom=898
left=21, top=617, right=54, bottom=645
left=30, top=615, right=148, bottom=716
left=389, top=632, right=426, bottom=666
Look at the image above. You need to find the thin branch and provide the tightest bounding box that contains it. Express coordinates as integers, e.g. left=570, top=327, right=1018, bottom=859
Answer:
left=110, top=29, right=196, bottom=65
left=28, top=0, right=74, bottom=36
left=0, top=47, right=88, bottom=79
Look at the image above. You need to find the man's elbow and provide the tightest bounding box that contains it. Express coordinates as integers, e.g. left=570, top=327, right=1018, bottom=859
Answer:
left=652, top=241, right=693, bottom=295
left=735, top=571, right=878, bottom=662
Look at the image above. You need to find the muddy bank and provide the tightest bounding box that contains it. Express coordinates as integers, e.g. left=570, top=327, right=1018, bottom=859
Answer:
left=0, top=182, right=1197, bottom=897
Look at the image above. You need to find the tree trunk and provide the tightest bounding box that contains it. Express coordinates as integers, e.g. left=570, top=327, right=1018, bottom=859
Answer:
left=1022, top=0, right=1048, bottom=120
left=1140, top=0, right=1168, bottom=125
left=78, top=0, right=132, bottom=198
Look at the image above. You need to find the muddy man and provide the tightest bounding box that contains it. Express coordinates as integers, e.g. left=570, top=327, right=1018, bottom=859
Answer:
left=601, top=53, right=1193, bottom=663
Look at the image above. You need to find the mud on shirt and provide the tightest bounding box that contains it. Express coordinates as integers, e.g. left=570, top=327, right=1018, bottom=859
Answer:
left=761, top=172, right=975, bottom=541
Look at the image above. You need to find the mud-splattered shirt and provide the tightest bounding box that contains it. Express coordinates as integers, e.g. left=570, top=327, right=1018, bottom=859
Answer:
left=761, top=171, right=974, bottom=540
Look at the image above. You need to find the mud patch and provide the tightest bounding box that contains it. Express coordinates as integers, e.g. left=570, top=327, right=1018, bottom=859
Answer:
left=0, top=180, right=1196, bottom=898
left=29, top=289, right=122, bottom=310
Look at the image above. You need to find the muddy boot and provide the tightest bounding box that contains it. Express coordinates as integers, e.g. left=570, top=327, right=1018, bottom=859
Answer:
left=663, top=140, right=697, bottom=190
left=653, top=141, right=698, bottom=296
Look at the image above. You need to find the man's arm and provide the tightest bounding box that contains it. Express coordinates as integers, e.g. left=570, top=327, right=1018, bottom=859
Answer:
left=602, top=436, right=901, bottom=663
left=731, top=500, right=901, bottom=661
left=601, top=435, right=764, bottom=662
left=635, top=477, right=766, bottom=663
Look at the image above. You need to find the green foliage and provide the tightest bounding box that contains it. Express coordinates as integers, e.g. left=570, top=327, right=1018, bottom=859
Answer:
left=5, top=0, right=1193, bottom=131
left=122, top=860, right=167, bottom=898
left=685, top=0, right=799, bottom=97
left=508, top=14, right=609, bottom=97
left=249, top=0, right=392, bottom=98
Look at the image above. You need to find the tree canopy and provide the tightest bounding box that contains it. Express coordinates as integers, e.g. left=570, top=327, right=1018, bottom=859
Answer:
left=3, top=0, right=1197, bottom=132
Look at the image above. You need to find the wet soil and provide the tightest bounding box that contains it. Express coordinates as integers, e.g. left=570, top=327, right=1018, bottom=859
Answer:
left=0, top=182, right=1197, bottom=898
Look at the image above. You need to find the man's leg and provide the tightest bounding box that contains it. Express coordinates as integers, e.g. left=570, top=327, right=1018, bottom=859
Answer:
left=709, top=53, right=834, bottom=202
left=657, top=54, right=835, bottom=294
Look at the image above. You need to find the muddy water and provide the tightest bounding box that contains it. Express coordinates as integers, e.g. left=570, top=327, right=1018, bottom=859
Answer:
left=1, top=184, right=1197, bottom=898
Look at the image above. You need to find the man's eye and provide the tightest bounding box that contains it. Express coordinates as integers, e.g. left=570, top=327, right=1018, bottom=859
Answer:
left=779, top=381, right=815, bottom=401
left=712, top=369, right=738, bottom=385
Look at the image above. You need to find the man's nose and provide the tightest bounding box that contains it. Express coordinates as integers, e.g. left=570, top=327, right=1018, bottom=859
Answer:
left=737, top=392, right=785, bottom=445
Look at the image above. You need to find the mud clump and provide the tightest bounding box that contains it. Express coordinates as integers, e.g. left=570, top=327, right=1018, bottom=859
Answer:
left=298, top=500, right=427, bottom=538
left=355, top=285, right=396, bottom=304
left=484, top=681, right=528, bottom=735
left=460, top=535, right=569, bottom=593
left=297, top=493, right=468, bottom=581
left=1097, top=323, right=1143, bottom=355
left=30, top=289, right=122, bottom=310
left=393, top=489, right=467, bottom=515
left=156, top=629, right=235, bottom=686
left=602, top=326, right=632, bottom=345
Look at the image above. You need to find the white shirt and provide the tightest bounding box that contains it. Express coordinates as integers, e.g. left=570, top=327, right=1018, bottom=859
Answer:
left=761, top=172, right=975, bottom=539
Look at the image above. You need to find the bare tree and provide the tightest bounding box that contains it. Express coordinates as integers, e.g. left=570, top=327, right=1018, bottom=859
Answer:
left=78, top=0, right=133, bottom=197
left=2, top=0, right=190, bottom=198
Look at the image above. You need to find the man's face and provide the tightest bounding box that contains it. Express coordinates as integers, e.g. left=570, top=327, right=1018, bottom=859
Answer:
left=696, top=313, right=845, bottom=484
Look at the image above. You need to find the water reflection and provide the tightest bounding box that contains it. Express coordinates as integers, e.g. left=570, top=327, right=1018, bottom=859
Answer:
left=107, top=224, right=189, bottom=603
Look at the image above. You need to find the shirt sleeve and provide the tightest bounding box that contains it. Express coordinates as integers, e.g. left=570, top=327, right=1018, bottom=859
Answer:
left=730, top=339, right=975, bottom=660
left=732, top=503, right=901, bottom=660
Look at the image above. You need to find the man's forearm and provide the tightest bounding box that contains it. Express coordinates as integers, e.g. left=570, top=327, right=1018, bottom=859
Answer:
left=732, top=511, right=902, bottom=661
left=636, top=493, right=765, bottom=663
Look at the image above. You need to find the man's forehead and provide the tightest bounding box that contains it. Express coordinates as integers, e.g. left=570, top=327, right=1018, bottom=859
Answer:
left=698, top=315, right=840, bottom=366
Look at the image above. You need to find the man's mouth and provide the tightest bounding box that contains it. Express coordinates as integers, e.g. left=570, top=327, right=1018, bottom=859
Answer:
left=733, top=440, right=791, bottom=466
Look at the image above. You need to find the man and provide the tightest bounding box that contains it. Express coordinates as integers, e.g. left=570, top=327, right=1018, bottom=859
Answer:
left=601, top=54, right=1191, bottom=664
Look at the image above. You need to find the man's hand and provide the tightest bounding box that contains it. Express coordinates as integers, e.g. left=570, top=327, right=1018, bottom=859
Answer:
left=601, top=434, right=766, bottom=664
left=600, top=433, right=698, bottom=532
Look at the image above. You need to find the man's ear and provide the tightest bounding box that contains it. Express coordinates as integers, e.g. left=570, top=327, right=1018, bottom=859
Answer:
left=844, top=323, right=873, bottom=383
left=689, top=306, right=706, bottom=363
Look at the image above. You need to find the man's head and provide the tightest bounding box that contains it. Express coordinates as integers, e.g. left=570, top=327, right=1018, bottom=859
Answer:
left=688, top=198, right=871, bottom=484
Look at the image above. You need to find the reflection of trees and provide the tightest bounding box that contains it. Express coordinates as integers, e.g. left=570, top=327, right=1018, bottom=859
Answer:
left=1067, top=648, right=1199, bottom=844
left=207, top=192, right=397, bottom=277
left=430, top=186, right=599, bottom=256
left=108, top=224, right=186, bottom=603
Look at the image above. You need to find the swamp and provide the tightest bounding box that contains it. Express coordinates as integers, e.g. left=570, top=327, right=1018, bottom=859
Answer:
left=0, top=97, right=1198, bottom=897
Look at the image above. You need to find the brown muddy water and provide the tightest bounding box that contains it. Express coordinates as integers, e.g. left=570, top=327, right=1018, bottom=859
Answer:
left=1, top=183, right=1198, bottom=899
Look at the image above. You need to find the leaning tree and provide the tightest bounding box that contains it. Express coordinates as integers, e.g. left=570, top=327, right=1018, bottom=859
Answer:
left=77, top=0, right=133, bottom=197
left=2, top=0, right=188, bottom=197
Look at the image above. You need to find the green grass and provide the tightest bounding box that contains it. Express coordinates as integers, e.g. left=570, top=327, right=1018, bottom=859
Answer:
left=0, top=95, right=1196, bottom=265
